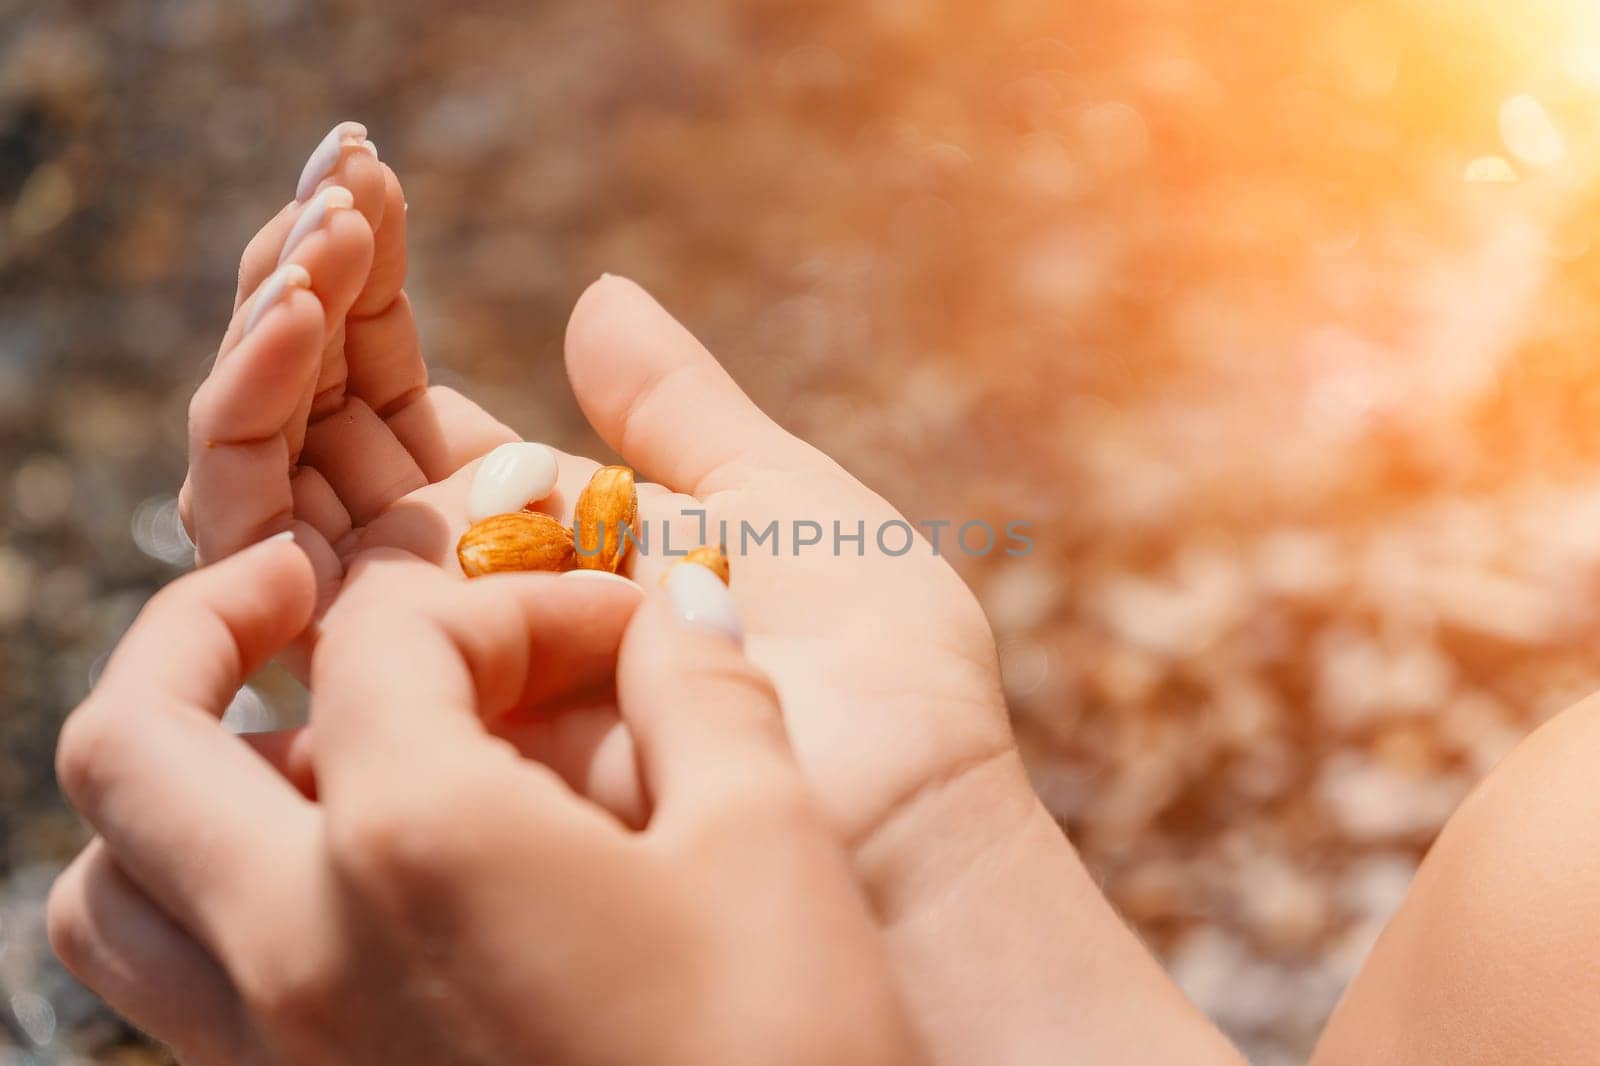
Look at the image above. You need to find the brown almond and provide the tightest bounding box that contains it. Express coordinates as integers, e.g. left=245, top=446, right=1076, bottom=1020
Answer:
left=663, top=544, right=730, bottom=586
left=456, top=512, right=576, bottom=578
left=573, top=465, right=637, bottom=573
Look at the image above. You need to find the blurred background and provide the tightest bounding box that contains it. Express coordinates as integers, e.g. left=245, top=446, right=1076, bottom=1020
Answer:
left=6, top=0, right=1600, bottom=1061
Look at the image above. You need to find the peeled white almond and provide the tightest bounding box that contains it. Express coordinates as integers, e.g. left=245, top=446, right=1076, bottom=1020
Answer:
left=468, top=442, right=560, bottom=522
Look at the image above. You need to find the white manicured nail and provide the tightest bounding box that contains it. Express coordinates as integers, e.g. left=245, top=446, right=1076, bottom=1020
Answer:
left=561, top=570, right=642, bottom=591
left=265, top=529, right=297, bottom=544
left=467, top=442, right=561, bottom=522
left=295, top=120, right=367, bottom=203
left=665, top=562, right=742, bottom=642
left=278, top=185, right=354, bottom=265
left=243, top=264, right=312, bottom=334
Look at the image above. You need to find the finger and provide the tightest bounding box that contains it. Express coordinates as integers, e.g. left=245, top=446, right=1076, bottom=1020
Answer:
left=190, top=195, right=371, bottom=565
left=351, top=163, right=407, bottom=318
left=48, top=842, right=259, bottom=1064
left=282, top=201, right=375, bottom=426
left=231, top=200, right=296, bottom=311
left=346, top=165, right=429, bottom=416
left=240, top=726, right=318, bottom=798
left=233, top=130, right=382, bottom=459
left=290, top=466, right=353, bottom=548
left=491, top=700, right=645, bottom=827
left=349, top=291, right=426, bottom=415
left=187, top=274, right=322, bottom=564
left=234, top=121, right=381, bottom=308
left=232, top=180, right=379, bottom=350
left=313, top=556, right=644, bottom=800
left=300, top=396, right=428, bottom=525
left=55, top=535, right=322, bottom=955
left=229, top=186, right=373, bottom=432
left=564, top=274, right=821, bottom=496
left=240, top=699, right=644, bottom=820
left=385, top=385, right=520, bottom=483
left=618, top=560, right=809, bottom=832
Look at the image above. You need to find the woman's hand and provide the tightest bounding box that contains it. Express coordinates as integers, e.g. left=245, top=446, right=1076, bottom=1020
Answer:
left=178, top=124, right=1240, bottom=1063
left=50, top=541, right=923, bottom=1065
left=177, top=121, right=527, bottom=631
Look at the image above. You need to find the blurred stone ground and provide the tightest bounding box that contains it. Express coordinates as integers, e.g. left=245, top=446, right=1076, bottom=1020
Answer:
left=6, top=1, right=1600, bottom=1061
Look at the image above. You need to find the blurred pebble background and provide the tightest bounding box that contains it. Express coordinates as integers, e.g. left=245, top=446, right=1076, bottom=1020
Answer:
left=7, top=0, right=1600, bottom=1061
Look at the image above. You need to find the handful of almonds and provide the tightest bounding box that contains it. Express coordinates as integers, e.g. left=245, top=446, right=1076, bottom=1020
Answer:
left=455, top=446, right=730, bottom=586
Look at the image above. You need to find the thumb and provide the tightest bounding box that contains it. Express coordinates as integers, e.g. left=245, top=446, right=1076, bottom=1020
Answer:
left=564, top=275, right=820, bottom=496
left=617, top=558, right=805, bottom=831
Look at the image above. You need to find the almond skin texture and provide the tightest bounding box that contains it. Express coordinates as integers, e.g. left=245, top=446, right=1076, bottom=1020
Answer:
left=457, top=512, right=576, bottom=578
left=574, top=465, right=638, bottom=573
left=664, top=545, right=730, bottom=586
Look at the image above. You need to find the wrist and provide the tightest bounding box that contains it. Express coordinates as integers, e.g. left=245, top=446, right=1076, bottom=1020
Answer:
left=861, top=749, right=1244, bottom=1065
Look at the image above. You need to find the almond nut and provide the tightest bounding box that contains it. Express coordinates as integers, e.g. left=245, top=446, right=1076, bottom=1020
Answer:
left=573, top=465, right=638, bottom=573
left=457, top=511, right=576, bottom=578
left=664, top=544, right=730, bottom=586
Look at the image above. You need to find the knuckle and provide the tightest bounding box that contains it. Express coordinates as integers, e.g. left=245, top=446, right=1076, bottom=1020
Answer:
left=679, top=660, right=786, bottom=739
left=238, top=946, right=341, bottom=1036
left=187, top=381, right=225, bottom=445
left=694, top=658, right=783, bottom=713
left=718, top=661, right=784, bottom=711
left=326, top=781, right=487, bottom=901
left=44, top=873, right=89, bottom=977
left=326, top=802, right=418, bottom=887
left=55, top=703, right=119, bottom=814
left=239, top=231, right=277, bottom=285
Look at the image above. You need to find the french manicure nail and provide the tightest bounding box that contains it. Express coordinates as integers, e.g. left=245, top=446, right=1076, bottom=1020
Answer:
left=243, top=264, right=312, bottom=334
left=278, top=185, right=354, bottom=265
left=665, top=561, right=742, bottom=642
left=467, top=442, right=560, bottom=522
left=295, top=120, right=367, bottom=203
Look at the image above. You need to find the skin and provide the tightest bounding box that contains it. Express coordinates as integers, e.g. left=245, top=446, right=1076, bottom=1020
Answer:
left=1311, top=691, right=1600, bottom=1065
left=60, top=134, right=1243, bottom=1063
left=51, top=541, right=924, bottom=1065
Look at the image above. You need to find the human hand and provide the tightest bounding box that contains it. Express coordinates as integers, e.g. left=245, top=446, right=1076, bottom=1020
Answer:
left=51, top=541, right=921, bottom=1065
left=178, top=120, right=534, bottom=646
left=174, top=124, right=658, bottom=813
left=181, top=125, right=1237, bottom=1061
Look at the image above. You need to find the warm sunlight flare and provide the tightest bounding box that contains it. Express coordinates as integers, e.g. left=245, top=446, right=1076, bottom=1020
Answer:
left=18, top=2, right=1600, bottom=1062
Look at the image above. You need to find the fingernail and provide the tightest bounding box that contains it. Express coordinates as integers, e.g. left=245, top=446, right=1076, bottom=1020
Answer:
left=561, top=569, right=642, bottom=592
left=243, top=264, right=312, bottom=334
left=665, top=561, right=742, bottom=642
left=278, top=185, right=354, bottom=265
left=361, top=139, right=378, bottom=157
left=265, top=529, right=297, bottom=544
left=467, top=442, right=560, bottom=522
left=295, top=120, right=368, bottom=203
